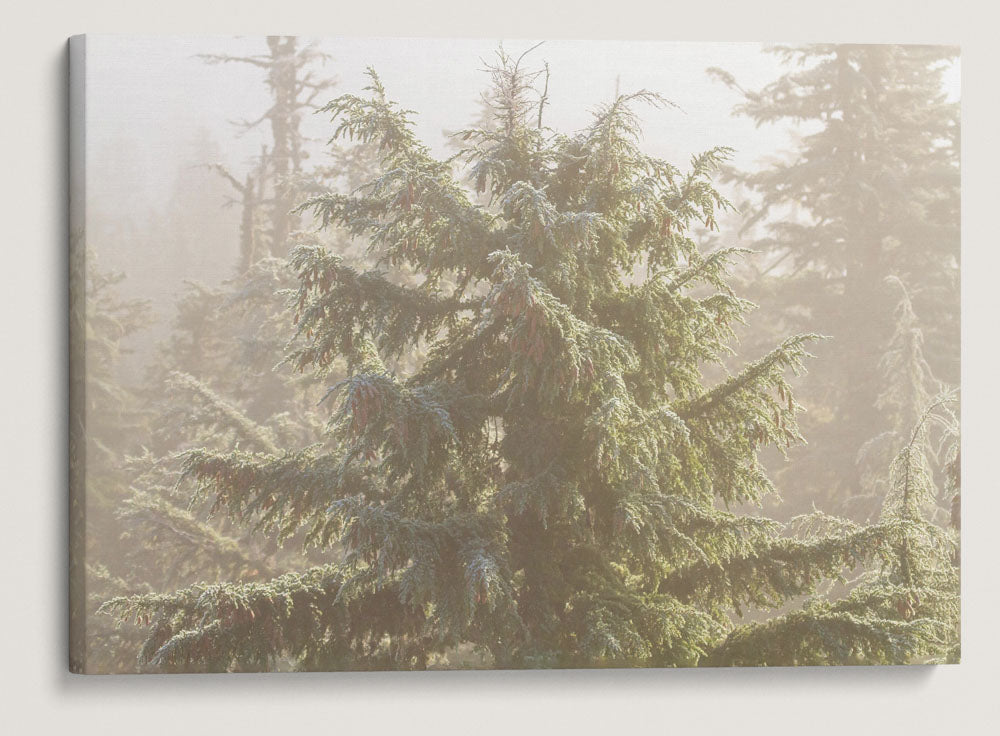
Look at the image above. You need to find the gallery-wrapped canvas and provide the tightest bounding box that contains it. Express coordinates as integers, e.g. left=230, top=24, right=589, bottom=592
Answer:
left=69, top=36, right=961, bottom=674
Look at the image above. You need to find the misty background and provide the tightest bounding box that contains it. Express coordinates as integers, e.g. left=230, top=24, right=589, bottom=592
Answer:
left=80, top=39, right=827, bottom=338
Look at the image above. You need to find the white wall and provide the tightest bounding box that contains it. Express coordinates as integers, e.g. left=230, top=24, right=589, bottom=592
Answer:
left=1, top=1, right=996, bottom=734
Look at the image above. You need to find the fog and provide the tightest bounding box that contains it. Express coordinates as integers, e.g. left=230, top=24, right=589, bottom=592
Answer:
left=85, top=37, right=958, bottom=335
left=74, top=37, right=962, bottom=673
left=85, top=38, right=799, bottom=307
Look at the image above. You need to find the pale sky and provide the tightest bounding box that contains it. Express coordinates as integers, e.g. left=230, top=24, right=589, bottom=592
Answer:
left=85, top=37, right=797, bottom=211
left=82, top=36, right=960, bottom=282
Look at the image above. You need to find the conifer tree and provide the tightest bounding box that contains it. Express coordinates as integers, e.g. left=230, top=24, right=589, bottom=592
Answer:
left=710, top=45, right=960, bottom=517
left=103, top=49, right=954, bottom=670
left=713, top=390, right=960, bottom=666
left=853, top=276, right=948, bottom=517
left=73, top=255, right=155, bottom=672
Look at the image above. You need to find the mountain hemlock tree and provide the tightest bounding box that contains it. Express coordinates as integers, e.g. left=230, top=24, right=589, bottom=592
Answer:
left=709, top=45, right=960, bottom=519
left=103, top=51, right=955, bottom=669
left=711, top=392, right=960, bottom=666
left=855, top=275, right=947, bottom=515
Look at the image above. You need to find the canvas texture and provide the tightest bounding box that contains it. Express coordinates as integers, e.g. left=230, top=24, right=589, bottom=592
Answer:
left=69, top=36, right=961, bottom=673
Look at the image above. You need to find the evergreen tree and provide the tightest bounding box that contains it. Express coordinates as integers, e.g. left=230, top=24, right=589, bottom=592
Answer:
left=73, top=254, right=155, bottom=673
left=710, top=44, right=960, bottom=518
left=714, top=390, right=960, bottom=666
left=103, top=50, right=955, bottom=670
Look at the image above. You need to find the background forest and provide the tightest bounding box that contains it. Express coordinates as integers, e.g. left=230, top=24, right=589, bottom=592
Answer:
left=72, top=38, right=961, bottom=672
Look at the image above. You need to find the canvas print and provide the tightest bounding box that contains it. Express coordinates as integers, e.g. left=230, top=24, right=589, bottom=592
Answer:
left=68, top=36, right=961, bottom=673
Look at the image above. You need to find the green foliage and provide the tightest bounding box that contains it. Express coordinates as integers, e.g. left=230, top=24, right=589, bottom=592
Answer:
left=712, top=395, right=960, bottom=665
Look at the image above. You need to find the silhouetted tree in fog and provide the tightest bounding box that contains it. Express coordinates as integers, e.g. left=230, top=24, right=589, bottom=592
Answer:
left=711, top=45, right=960, bottom=519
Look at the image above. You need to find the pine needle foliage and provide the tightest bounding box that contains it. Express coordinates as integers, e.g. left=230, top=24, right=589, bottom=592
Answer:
left=103, top=50, right=953, bottom=670
left=711, top=394, right=960, bottom=665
